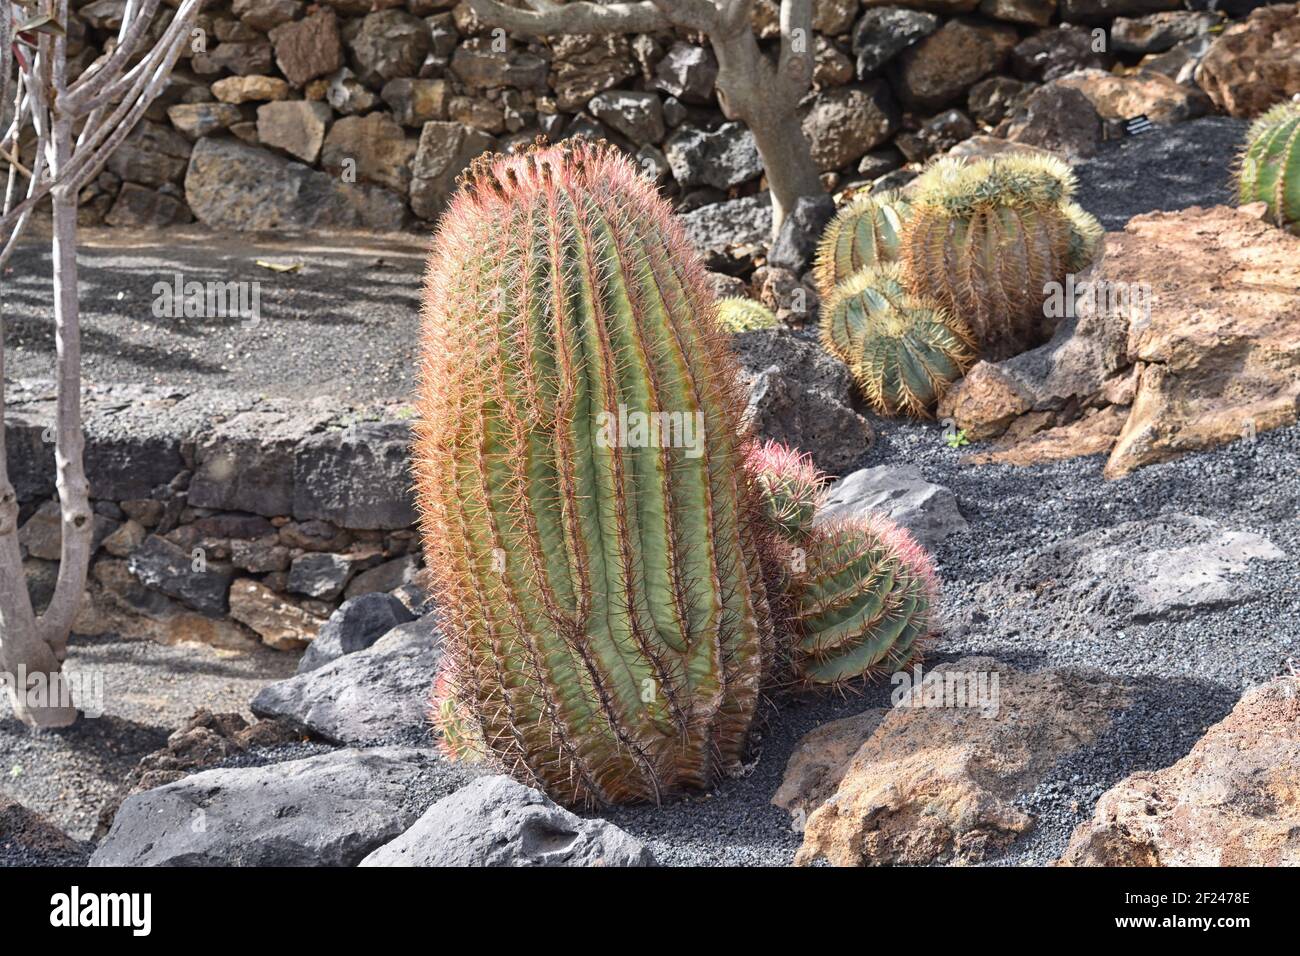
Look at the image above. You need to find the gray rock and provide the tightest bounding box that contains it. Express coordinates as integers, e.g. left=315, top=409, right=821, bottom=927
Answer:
left=852, top=7, right=940, bottom=79
left=360, top=775, right=654, bottom=866
left=297, top=591, right=415, bottom=673
left=287, top=552, right=358, bottom=601
left=1010, top=24, right=1112, bottom=82
left=184, top=136, right=408, bottom=232
left=104, top=183, right=194, bottom=227
left=732, top=330, right=873, bottom=476
left=450, top=43, right=548, bottom=90
left=90, top=747, right=438, bottom=866
left=324, top=66, right=378, bottom=115
left=106, top=120, right=191, bottom=188
left=1111, top=11, right=1221, bottom=55
left=253, top=615, right=440, bottom=744
left=127, top=535, right=235, bottom=616
left=167, top=102, right=244, bottom=141
left=678, top=195, right=772, bottom=261
left=292, top=421, right=417, bottom=529
left=895, top=108, right=976, bottom=162
left=967, top=75, right=1033, bottom=127
left=653, top=41, right=717, bottom=104
left=767, top=193, right=836, bottom=276
left=800, top=82, right=899, bottom=171
left=816, top=464, right=970, bottom=548
left=1004, top=82, right=1103, bottom=159
left=587, top=90, right=664, bottom=145
left=664, top=123, right=762, bottom=191
left=410, top=121, right=497, bottom=221
left=1059, top=0, right=1184, bottom=25
left=346, top=9, right=430, bottom=86
left=1021, top=515, right=1286, bottom=622
left=344, top=554, right=418, bottom=600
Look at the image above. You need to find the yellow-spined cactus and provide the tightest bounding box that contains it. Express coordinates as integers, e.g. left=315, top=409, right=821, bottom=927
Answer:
left=813, top=189, right=911, bottom=301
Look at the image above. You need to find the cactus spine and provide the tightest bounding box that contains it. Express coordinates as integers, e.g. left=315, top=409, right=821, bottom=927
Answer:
left=1062, top=200, right=1105, bottom=274
left=415, top=141, right=776, bottom=808
left=1237, top=102, right=1300, bottom=235
left=791, top=516, right=937, bottom=687
left=813, top=190, right=911, bottom=300
left=902, top=154, right=1076, bottom=358
left=716, top=296, right=780, bottom=333
left=827, top=265, right=976, bottom=417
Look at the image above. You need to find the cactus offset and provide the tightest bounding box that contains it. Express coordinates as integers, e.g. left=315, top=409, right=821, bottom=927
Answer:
left=745, top=440, right=824, bottom=542
left=1237, top=102, right=1300, bottom=235
left=1061, top=200, right=1105, bottom=274
left=902, top=154, right=1076, bottom=358
left=415, top=141, right=776, bottom=808
left=716, top=296, right=780, bottom=333
left=822, top=265, right=975, bottom=417
left=791, top=515, right=937, bottom=688
left=813, top=189, right=911, bottom=300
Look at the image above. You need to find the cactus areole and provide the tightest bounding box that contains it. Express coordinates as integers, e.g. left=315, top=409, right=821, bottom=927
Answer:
left=414, top=141, right=776, bottom=808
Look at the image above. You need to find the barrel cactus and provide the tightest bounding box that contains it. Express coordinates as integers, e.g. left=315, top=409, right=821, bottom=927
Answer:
left=1062, top=200, right=1105, bottom=274
left=820, top=265, right=975, bottom=417
left=1237, top=101, right=1300, bottom=235
left=813, top=189, right=911, bottom=300
left=745, top=440, right=824, bottom=542
left=902, top=154, right=1076, bottom=358
left=717, top=296, right=780, bottom=333
left=790, top=515, right=937, bottom=688
left=415, top=141, right=777, bottom=808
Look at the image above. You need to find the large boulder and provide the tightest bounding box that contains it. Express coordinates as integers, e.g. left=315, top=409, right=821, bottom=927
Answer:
left=793, top=659, right=1130, bottom=866
left=893, top=17, right=1018, bottom=112
left=184, top=137, right=407, bottom=231
left=1061, top=677, right=1300, bottom=865
left=799, top=82, right=899, bottom=171
left=91, top=747, right=439, bottom=866
left=1195, top=3, right=1300, bottom=117
left=731, top=329, right=874, bottom=476
left=360, top=775, right=654, bottom=866
left=1055, top=68, right=1211, bottom=124
left=252, top=615, right=440, bottom=745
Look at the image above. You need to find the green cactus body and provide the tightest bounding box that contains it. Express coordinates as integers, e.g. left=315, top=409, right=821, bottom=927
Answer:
left=716, top=296, right=780, bottom=333
left=1238, top=102, right=1300, bottom=235
left=903, top=154, right=1075, bottom=358
left=1062, top=200, right=1105, bottom=274
left=791, top=516, right=937, bottom=687
left=745, top=440, right=824, bottom=542
left=415, top=142, right=775, bottom=807
left=822, top=265, right=975, bottom=417
left=813, top=189, right=911, bottom=300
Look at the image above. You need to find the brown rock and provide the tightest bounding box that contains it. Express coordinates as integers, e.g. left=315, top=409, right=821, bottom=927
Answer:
left=812, top=0, right=858, bottom=34
left=794, top=659, right=1130, bottom=866
left=1104, top=206, right=1300, bottom=477
left=102, top=519, right=147, bottom=558
left=228, top=578, right=325, bottom=651
left=1195, top=3, right=1300, bottom=118
left=773, top=710, right=887, bottom=820
left=937, top=361, right=1036, bottom=440
left=346, top=9, right=430, bottom=86
left=409, top=121, right=497, bottom=221
left=257, top=99, right=333, bottom=163
left=1003, top=82, right=1103, bottom=158
left=966, top=404, right=1129, bottom=466
left=979, top=0, right=1056, bottom=27
left=269, top=10, right=344, bottom=88
left=381, top=78, right=450, bottom=126
left=0, top=796, right=79, bottom=858
left=320, top=112, right=417, bottom=195
left=211, top=74, right=291, bottom=104
left=800, top=82, right=899, bottom=171
left=1061, top=677, right=1300, bottom=866
left=233, top=0, right=302, bottom=32
left=861, top=0, right=978, bottom=11
left=549, top=34, right=637, bottom=111
left=194, top=41, right=274, bottom=77
left=1056, top=67, right=1211, bottom=124
left=167, top=102, right=244, bottom=140
left=894, top=17, right=1019, bottom=112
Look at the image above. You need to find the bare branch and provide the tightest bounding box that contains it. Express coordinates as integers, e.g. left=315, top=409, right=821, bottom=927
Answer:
left=469, top=0, right=669, bottom=35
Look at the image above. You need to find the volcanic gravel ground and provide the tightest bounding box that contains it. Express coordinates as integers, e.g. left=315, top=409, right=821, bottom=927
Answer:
left=4, top=117, right=1292, bottom=866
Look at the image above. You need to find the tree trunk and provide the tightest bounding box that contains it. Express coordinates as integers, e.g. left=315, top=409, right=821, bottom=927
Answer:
left=731, top=98, right=823, bottom=234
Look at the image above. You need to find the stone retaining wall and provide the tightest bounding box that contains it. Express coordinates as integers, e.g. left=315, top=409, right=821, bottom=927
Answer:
left=66, top=0, right=1284, bottom=267
left=8, top=379, right=423, bottom=652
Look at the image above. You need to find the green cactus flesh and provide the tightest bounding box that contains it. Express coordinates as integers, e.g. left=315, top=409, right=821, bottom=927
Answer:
left=813, top=189, right=911, bottom=300
left=414, top=141, right=776, bottom=808
left=716, top=296, right=780, bottom=333
left=791, top=516, right=937, bottom=687
left=1238, top=102, right=1300, bottom=235
left=744, top=440, right=825, bottom=542
left=819, top=261, right=909, bottom=363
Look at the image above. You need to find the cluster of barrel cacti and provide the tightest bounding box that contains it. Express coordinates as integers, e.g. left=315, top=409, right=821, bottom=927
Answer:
left=814, top=154, right=1104, bottom=414
left=1237, top=101, right=1300, bottom=236
left=416, top=141, right=935, bottom=809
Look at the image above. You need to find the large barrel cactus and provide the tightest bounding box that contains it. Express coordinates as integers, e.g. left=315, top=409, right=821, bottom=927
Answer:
left=902, top=154, right=1077, bottom=359
left=415, top=141, right=776, bottom=808
left=1237, top=101, right=1300, bottom=235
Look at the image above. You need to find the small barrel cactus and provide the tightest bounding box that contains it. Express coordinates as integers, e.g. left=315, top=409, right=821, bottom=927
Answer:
left=813, top=189, right=911, bottom=300
left=822, top=265, right=976, bottom=417
left=1237, top=101, right=1300, bottom=235
left=415, top=141, right=777, bottom=808
left=790, top=515, right=937, bottom=688
left=717, top=296, right=780, bottom=333
left=745, top=440, right=824, bottom=542
left=902, top=154, right=1076, bottom=358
